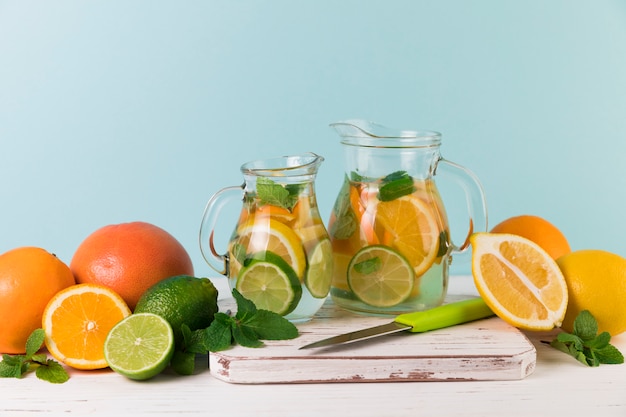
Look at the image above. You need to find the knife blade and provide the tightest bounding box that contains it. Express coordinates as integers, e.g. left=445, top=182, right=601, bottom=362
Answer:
left=299, top=297, right=494, bottom=350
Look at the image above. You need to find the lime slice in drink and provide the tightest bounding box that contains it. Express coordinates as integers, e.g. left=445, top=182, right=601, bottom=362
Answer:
left=347, top=245, right=415, bottom=308
left=305, top=238, right=333, bottom=298
left=236, top=252, right=302, bottom=315
left=104, top=313, right=175, bottom=381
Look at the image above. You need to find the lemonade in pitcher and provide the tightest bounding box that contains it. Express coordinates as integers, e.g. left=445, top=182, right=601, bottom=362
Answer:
left=200, top=153, right=333, bottom=322
left=328, top=172, right=451, bottom=314
left=328, top=120, right=487, bottom=315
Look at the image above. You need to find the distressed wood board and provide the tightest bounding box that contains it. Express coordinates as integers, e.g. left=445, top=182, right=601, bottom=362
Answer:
left=209, top=296, right=537, bottom=384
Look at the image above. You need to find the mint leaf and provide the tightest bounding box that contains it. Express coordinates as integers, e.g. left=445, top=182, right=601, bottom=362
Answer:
left=378, top=171, right=415, bottom=202
left=203, top=313, right=234, bottom=352
left=232, top=324, right=263, bottom=348
left=35, top=360, right=69, bottom=384
left=594, top=344, right=625, bottom=364
left=233, top=288, right=257, bottom=319
left=573, top=310, right=597, bottom=340
left=353, top=256, right=381, bottom=275
left=25, top=329, right=45, bottom=358
left=0, top=356, right=25, bottom=378
left=242, top=309, right=298, bottom=340
left=329, top=175, right=357, bottom=240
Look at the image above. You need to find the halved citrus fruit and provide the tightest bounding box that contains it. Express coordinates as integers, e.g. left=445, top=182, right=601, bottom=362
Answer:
left=235, top=219, right=306, bottom=279
left=305, top=238, right=333, bottom=298
left=470, top=232, right=568, bottom=331
left=347, top=245, right=415, bottom=308
left=376, top=195, right=439, bottom=277
left=104, top=312, right=175, bottom=380
left=236, top=252, right=302, bottom=315
left=42, top=283, right=132, bottom=370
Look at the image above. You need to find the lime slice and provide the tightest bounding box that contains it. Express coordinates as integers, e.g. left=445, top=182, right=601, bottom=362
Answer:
left=236, top=252, right=302, bottom=315
left=104, top=313, right=175, bottom=381
left=305, top=238, right=333, bottom=298
left=347, top=245, right=415, bottom=308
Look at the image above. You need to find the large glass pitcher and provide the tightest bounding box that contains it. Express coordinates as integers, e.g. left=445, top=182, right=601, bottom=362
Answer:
left=199, top=153, right=333, bottom=323
left=328, top=120, right=487, bottom=315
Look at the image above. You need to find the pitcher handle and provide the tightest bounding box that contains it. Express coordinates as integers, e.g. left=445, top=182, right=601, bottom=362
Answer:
left=199, top=184, right=244, bottom=276
left=436, top=158, right=488, bottom=253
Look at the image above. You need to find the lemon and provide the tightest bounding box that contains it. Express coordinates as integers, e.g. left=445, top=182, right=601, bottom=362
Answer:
left=235, top=219, right=307, bottom=279
left=134, top=275, right=219, bottom=345
left=236, top=251, right=302, bottom=315
left=347, top=245, right=415, bottom=308
left=557, top=249, right=626, bottom=336
left=305, top=238, right=333, bottom=298
left=104, top=313, right=175, bottom=380
left=470, top=233, right=568, bottom=331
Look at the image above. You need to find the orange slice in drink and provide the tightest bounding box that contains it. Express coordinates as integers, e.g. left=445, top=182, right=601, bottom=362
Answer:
left=375, top=195, right=440, bottom=277
left=42, top=283, right=132, bottom=370
left=470, top=232, right=568, bottom=331
left=235, top=219, right=306, bottom=279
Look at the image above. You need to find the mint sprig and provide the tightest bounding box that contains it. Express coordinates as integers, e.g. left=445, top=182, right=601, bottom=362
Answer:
left=0, top=329, right=69, bottom=383
left=202, top=289, right=299, bottom=352
left=548, top=310, right=624, bottom=366
left=256, top=177, right=304, bottom=211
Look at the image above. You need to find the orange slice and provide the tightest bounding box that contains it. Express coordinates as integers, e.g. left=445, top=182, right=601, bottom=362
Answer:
left=375, top=195, right=439, bottom=276
left=470, top=232, right=568, bottom=331
left=42, top=283, right=131, bottom=370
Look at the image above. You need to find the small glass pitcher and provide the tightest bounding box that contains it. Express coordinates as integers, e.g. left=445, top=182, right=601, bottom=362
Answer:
left=199, top=152, right=332, bottom=322
left=328, top=120, right=487, bottom=315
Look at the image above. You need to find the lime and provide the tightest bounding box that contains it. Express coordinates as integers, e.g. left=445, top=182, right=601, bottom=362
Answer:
left=236, top=251, right=302, bottom=315
left=134, top=275, right=218, bottom=345
left=347, top=245, right=415, bottom=308
left=104, top=313, right=175, bottom=380
left=305, top=238, right=333, bottom=298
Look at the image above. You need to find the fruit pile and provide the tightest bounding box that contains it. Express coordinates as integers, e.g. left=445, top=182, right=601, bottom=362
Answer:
left=471, top=215, right=626, bottom=334
left=0, top=221, right=218, bottom=381
left=471, top=215, right=626, bottom=365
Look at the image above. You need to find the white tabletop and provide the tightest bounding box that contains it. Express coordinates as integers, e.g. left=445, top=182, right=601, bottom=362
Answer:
left=2, top=276, right=625, bottom=417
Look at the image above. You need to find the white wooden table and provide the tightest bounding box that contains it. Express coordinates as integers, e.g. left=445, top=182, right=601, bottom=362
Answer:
left=2, top=276, right=625, bottom=417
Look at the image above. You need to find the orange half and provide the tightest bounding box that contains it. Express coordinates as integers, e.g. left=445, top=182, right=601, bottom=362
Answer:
left=470, top=232, right=568, bottom=331
left=42, top=283, right=131, bottom=370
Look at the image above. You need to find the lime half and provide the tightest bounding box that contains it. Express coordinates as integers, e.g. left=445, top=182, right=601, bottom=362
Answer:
left=236, top=252, right=302, bottom=315
left=305, top=238, right=333, bottom=298
left=104, top=313, right=175, bottom=381
left=347, top=245, right=415, bottom=308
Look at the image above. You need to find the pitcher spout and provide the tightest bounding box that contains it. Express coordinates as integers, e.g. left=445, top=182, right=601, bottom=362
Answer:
left=330, top=119, right=441, bottom=147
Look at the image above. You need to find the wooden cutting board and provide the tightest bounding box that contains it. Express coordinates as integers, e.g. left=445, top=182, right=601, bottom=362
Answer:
left=209, top=295, right=537, bottom=384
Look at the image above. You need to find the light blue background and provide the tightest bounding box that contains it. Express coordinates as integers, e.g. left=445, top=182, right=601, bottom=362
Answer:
left=1, top=1, right=625, bottom=277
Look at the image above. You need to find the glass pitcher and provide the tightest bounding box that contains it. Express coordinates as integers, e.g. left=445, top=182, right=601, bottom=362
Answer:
left=199, top=152, right=333, bottom=323
left=327, top=120, right=487, bottom=315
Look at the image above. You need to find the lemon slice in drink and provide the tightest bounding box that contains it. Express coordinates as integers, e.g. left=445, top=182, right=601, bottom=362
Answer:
left=305, top=238, right=333, bottom=298
left=235, top=219, right=306, bottom=279
left=347, top=245, right=415, bottom=308
left=104, top=313, right=175, bottom=381
left=236, top=252, right=302, bottom=315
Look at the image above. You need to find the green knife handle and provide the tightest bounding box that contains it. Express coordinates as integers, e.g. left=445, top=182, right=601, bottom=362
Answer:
left=394, top=298, right=494, bottom=333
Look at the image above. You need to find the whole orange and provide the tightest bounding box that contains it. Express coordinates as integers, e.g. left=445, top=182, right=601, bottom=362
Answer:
left=70, top=222, right=194, bottom=310
left=0, top=247, right=76, bottom=354
left=490, top=215, right=571, bottom=260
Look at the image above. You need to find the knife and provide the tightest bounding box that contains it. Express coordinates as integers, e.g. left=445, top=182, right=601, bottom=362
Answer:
left=299, top=297, right=494, bottom=350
